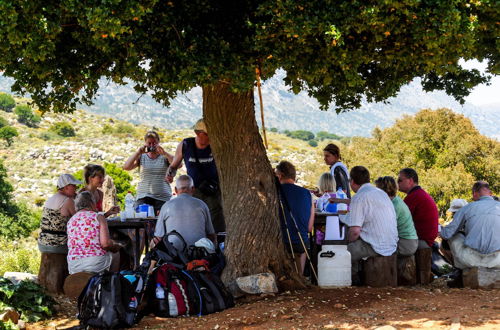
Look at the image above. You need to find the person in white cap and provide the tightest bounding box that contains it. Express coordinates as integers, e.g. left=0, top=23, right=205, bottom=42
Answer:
left=37, top=173, right=82, bottom=293
left=447, top=198, right=468, bottom=215
left=165, top=118, right=225, bottom=233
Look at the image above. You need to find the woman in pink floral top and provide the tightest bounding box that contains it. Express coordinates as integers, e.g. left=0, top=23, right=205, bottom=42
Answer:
left=67, top=191, right=122, bottom=274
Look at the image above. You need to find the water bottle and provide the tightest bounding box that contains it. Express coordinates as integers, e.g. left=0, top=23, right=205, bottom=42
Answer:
left=128, top=297, right=138, bottom=310
left=336, top=188, right=348, bottom=212
left=155, top=283, right=165, bottom=299
left=168, top=292, right=179, bottom=317
left=155, top=283, right=168, bottom=316
left=125, top=191, right=135, bottom=219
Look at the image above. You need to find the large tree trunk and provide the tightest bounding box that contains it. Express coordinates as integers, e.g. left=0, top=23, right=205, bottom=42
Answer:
left=202, top=82, right=303, bottom=288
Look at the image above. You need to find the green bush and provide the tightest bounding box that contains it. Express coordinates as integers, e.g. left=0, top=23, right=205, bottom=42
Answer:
left=0, top=238, right=40, bottom=276
left=0, top=94, right=15, bottom=112
left=38, top=131, right=59, bottom=141
left=102, top=124, right=114, bottom=135
left=0, top=127, right=18, bottom=147
left=114, top=122, right=136, bottom=134
left=0, top=204, right=40, bottom=240
left=0, top=117, right=8, bottom=128
left=0, top=161, right=15, bottom=216
left=0, top=275, right=55, bottom=322
left=308, top=139, right=318, bottom=147
left=14, top=105, right=40, bottom=128
left=316, top=131, right=341, bottom=141
left=286, top=130, right=315, bottom=141
left=49, top=121, right=75, bottom=137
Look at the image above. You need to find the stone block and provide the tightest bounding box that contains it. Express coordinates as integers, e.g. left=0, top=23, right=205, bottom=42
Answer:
left=3, top=272, right=38, bottom=285
left=232, top=273, right=278, bottom=296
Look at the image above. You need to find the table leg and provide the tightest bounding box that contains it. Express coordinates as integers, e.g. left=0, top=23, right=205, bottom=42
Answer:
left=144, top=224, right=150, bottom=255
left=135, top=228, right=140, bottom=268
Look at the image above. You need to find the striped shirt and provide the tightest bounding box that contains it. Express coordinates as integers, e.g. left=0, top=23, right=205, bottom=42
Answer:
left=136, top=154, right=172, bottom=202
left=345, top=183, right=398, bottom=256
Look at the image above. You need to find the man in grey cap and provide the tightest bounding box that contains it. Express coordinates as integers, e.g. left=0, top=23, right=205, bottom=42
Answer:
left=165, top=119, right=225, bottom=233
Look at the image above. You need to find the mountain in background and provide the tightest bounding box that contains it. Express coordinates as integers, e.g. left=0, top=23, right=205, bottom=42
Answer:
left=1, top=70, right=498, bottom=139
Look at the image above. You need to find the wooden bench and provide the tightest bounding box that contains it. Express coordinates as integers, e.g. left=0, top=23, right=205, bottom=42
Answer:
left=415, top=248, right=432, bottom=284
left=362, top=254, right=397, bottom=287
left=462, top=267, right=500, bottom=289
left=38, top=253, right=68, bottom=294
left=397, top=255, right=417, bottom=286
left=63, top=272, right=95, bottom=299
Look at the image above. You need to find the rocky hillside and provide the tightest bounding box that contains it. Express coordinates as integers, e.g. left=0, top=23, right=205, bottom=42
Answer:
left=1, top=72, right=499, bottom=140
left=0, top=107, right=323, bottom=207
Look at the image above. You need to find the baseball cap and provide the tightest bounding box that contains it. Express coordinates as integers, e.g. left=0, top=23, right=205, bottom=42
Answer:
left=194, top=119, right=207, bottom=133
left=447, top=198, right=468, bottom=213
left=57, top=174, right=82, bottom=189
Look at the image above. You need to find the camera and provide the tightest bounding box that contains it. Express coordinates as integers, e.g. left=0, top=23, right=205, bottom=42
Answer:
left=146, top=146, right=156, bottom=152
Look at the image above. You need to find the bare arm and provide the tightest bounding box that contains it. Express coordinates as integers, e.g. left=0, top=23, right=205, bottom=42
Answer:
left=155, top=145, right=174, bottom=164
left=165, top=141, right=184, bottom=182
left=98, top=214, right=121, bottom=252
left=60, top=198, right=76, bottom=217
left=123, top=146, right=146, bottom=171
left=348, top=226, right=361, bottom=242
left=308, top=202, right=315, bottom=232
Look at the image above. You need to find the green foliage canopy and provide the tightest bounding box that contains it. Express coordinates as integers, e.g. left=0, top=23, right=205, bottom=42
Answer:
left=0, top=117, right=8, bottom=129
left=0, top=161, right=40, bottom=240
left=0, top=94, right=15, bottom=113
left=0, top=1, right=497, bottom=112
left=49, top=121, right=76, bottom=137
left=0, top=126, right=18, bottom=147
left=342, top=108, right=500, bottom=214
left=14, top=105, right=40, bottom=128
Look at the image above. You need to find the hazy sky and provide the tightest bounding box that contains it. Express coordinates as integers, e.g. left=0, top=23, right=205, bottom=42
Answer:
left=462, top=60, right=500, bottom=106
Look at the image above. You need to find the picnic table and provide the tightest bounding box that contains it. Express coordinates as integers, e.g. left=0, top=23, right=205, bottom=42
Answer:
left=107, top=217, right=157, bottom=268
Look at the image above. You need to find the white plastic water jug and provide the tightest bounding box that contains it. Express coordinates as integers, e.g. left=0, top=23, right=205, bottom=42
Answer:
left=317, top=244, right=352, bottom=287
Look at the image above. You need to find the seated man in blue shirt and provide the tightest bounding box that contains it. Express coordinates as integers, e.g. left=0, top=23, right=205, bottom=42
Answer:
left=276, top=161, right=314, bottom=275
left=441, top=181, right=500, bottom=270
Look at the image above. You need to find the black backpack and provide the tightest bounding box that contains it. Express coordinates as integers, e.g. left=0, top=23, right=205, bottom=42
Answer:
left=77, top=272, right=138, bottom=328
left=181, top=270, right=235, bottom=316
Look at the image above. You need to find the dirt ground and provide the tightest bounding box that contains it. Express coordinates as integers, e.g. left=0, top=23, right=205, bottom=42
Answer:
left=29, top=278, right=499, bottom=330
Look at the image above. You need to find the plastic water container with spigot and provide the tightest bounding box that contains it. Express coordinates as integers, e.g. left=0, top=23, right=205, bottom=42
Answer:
left=317, top=215, right=351, bottom=287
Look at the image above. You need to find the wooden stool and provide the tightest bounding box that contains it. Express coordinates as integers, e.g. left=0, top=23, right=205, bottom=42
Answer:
left=463, top=267, right=500, bottom=289
left=38, top=253, right=68, bottom=294
left=63, top=272, right=95, bottom=299
left=397, top=255, right=417, bottom=286
left=362, top=254, right=397, bottom=287
left=415, top=248, right=432, bottom=284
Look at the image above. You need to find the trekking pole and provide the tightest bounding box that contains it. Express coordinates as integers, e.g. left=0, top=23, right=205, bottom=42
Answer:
left=278, top=198, right=300, bottom=275
left=276, top=180, right=318, bottom=282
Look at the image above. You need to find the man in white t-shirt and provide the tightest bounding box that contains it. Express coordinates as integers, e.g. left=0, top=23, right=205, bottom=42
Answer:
left=343, top=166, right=398, bottom=284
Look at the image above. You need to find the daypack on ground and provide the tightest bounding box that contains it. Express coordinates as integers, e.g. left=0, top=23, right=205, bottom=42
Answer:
left=142, top=230, right=234, bottom=317
left=77, top=272, right=138, bottom=328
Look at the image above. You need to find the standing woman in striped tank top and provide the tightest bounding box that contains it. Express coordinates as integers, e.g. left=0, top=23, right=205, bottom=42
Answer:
left=123, top=131, right=174, bottom=215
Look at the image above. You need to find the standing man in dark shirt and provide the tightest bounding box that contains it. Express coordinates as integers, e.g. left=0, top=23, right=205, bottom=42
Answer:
left=166, top=119, right=225, bottom=233
left=398, top=168, right=439, bottom=249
